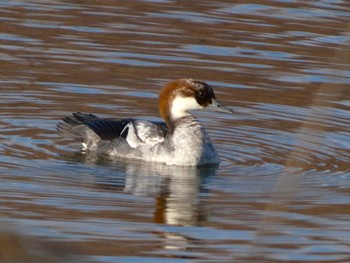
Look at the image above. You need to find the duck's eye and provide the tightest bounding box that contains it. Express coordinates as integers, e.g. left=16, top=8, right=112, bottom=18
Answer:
left=198, top=90, right=207, bottom=99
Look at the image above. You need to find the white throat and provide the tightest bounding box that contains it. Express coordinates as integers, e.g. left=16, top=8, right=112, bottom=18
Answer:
left=170, top=96, right=202, bottom=120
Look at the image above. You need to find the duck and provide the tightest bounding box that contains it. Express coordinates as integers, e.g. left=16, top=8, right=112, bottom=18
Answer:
left=57, top=79, right=232, bottom=166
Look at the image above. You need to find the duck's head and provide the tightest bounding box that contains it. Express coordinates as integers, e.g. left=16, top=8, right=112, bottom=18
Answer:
left=159, top=79, right=232, bottom=128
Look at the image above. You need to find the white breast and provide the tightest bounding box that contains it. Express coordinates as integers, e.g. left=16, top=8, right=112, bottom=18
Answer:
left=164, top=119, right=219, bottom=166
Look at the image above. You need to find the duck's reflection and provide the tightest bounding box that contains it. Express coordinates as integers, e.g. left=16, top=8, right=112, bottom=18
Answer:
left=67, top=152, right=217, bottom=226
left=63, top=152, right=218, bottom=253
left=124, top=163, right=215, bottom=226
left=116, top=161, right=216, bottom=226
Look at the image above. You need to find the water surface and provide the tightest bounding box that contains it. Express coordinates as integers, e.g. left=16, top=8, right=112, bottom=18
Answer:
left=0, top=0, right=350, bottom=262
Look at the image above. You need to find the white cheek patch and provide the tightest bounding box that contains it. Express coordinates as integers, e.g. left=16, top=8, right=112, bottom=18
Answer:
left=171, top=96, right=202, bottom=119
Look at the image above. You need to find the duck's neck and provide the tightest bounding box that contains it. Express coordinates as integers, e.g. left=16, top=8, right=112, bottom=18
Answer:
left=167, top=115, right=202, bottom=134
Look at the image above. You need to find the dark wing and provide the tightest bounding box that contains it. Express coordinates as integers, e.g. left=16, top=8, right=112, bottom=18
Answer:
left=57, top=112, right=134, bottom=141
left=57, top=112, right=167, bottom=144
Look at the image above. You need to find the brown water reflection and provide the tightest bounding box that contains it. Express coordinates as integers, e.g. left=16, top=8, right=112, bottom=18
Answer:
left=0, top=0, right=350, bottom=262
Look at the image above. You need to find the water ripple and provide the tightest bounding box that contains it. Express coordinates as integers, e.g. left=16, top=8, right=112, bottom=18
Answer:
left=0, top=0, right=349, bottom=262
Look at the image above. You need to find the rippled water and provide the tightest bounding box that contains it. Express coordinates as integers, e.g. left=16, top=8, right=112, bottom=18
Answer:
left=0, top=0, right=350, bottom=262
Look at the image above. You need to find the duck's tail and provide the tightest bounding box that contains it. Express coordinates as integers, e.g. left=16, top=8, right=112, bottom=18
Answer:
left=57, top=112, right=102, bottom=150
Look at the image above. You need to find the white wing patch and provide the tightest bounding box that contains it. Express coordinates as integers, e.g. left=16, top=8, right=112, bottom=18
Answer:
left=125, top=121, right=165, bottom=149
